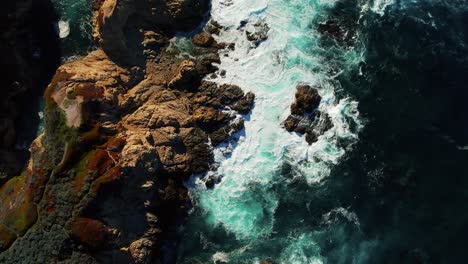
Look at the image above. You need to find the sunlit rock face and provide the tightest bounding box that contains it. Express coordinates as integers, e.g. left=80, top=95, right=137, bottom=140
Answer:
left=0, top=0, right=254, bottom=263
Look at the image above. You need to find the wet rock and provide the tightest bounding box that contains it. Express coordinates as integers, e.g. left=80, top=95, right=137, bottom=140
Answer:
left=206, top=20, right=223, bottom=35
left=239, top=20, right=248, bottom=29
left=246, top=21, right=270, bottom=46
left=204, top=174, right=221, bottom=188
left=284, top=115, right=300, bottom=132
left=283, top=84, right=332, bottom=144
left=210, top=119, right=244, bottom=146
left=232, top=92, right=255, bottom=114
left=291, top=84, right=321, bottom=115
left=193, top=32, right=215, bottom=47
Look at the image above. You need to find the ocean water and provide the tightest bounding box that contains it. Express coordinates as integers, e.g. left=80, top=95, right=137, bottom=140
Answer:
left=178, top=0, right=364, bottom=263
left=178, top=0, right=468, bottom=263
left=52, top=0, right=93, bottom=56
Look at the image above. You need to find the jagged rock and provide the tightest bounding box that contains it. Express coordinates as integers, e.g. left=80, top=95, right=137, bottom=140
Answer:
left=142, top=31, right=167, bottom=49
left=246, top=21, right=270, bottom=46
left=204, top=174, right=221, bottom=189
left=0, top=0, right=254, bottom=262
left=291, top=84, right=321, bottom=115
left=193, top=32, right=215, bottom=47
left=233, top=92, right=255, bottom=114
left=129, top=238, right=155, bottom=264
left=169, top=60, right=199, bottom=89
left=283, top=84, right=332, bottom=144
left=206, top=20, right=223, bottom=35
left=194, top=106, right=230, bottom=128
left=210, top=119, right=244, bottom=146
left=96, top=0, right=210, bottom=63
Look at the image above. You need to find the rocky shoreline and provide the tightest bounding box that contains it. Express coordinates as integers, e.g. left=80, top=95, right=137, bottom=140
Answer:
left=0, top=0, right=253, bottom=263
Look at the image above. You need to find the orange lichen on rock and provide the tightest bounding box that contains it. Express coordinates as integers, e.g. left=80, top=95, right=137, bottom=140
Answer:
left=90, top=166, right=122, bottom=193
left=44, top=70, right=75, bottom=106
left=73, top=136, right=125, bottom=194
left=0, top=224, right=16, bottom=250
left=0, top=172, right=38, bottom=248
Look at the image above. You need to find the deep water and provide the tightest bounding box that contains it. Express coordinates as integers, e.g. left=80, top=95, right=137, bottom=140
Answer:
left=52, top=0, right=93, bottom=56
left=178, top=0, right=468, bottom=263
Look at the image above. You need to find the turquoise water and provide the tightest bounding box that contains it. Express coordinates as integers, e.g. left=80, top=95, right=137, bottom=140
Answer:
left=178, top=0, right=365, bottom=262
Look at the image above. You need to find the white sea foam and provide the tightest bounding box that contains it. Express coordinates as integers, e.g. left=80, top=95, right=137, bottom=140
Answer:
left=370, top=0, right=394, bottom=15
left=188, top=0, right=364, bottom=259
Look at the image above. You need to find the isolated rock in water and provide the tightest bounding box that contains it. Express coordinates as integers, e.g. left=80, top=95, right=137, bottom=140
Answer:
left=283, top=84, right=332, bottom=144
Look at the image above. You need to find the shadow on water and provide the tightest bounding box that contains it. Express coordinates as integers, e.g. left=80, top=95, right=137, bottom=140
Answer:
left=0, top=0, right=61, bottom=178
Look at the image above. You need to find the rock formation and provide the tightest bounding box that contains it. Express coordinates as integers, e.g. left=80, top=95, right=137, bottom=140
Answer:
left=283, top=84, right=332, bottom=144
left=0, top=0, right=254, bottom=263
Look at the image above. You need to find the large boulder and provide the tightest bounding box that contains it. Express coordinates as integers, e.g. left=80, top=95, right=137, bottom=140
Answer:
left=283, top=84, right=332, bottom=144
